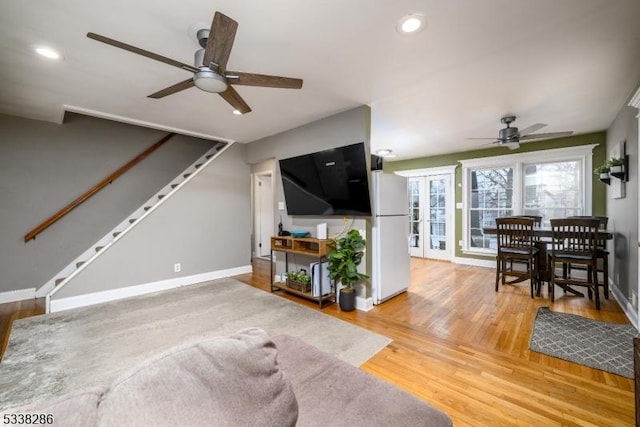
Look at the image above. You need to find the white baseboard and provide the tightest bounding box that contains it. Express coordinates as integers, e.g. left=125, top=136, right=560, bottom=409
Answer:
left=610, top=282, right=639, bottom=330
left=0, top=288, right=36, bottom=304
left=49, top=265, right=252, bottom=313
left=453, top=256, right=495, bottom=268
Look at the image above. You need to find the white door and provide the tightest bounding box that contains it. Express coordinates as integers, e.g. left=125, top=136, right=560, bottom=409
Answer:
left=408, top=175, right=453, bottom=260
left=253, top=173, right=274, bottom=258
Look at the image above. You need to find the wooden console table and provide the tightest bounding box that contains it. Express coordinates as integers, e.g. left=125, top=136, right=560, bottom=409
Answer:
left=270, top=236, right=336, bottom=308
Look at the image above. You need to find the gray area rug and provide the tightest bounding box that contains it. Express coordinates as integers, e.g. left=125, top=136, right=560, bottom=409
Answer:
left=529, top=307, right=638, bottom=378
left=0, top=278, right=391, bottom=410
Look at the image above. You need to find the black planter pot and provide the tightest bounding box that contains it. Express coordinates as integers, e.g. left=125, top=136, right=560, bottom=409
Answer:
left=339, top=289, right=356, bottom=312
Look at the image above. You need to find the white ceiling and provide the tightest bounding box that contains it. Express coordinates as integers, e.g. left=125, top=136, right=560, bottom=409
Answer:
left=2, top=0, right=640, bottom=160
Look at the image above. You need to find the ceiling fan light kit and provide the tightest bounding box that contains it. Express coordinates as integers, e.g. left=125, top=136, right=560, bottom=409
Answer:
left=193, top=68, right=228, bottom=93
left=87, top=11, right=303, bottom=114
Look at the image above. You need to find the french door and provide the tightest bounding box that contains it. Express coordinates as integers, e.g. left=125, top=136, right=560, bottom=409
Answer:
left=409, top=175, right=453, bottom=260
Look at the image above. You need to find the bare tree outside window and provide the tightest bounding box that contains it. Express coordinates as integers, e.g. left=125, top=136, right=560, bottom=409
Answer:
left=469, top=167, right=514, bottom=249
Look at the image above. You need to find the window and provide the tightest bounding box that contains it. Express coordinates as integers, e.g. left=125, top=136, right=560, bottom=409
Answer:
left=460, top=145, right=596, bottom=254
left=523, top=161, right=583, bottom=220
left=469, top=167, right=514, bottom=250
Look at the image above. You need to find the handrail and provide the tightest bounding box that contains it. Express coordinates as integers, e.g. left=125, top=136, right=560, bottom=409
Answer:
left=25, top=133, right=176, bottom=242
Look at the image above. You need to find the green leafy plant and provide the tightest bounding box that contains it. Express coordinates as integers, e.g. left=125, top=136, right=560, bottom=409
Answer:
left=593, top=163, right=610, bottom=175
left=286, top=270, right=310, bottom=285
left=609, top=157, right=624, bottom=167
left=327, top=229, right=369, bottom=292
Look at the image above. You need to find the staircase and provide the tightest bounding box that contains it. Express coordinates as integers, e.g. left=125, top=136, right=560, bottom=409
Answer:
left=37, top=140, right=230, bottom=311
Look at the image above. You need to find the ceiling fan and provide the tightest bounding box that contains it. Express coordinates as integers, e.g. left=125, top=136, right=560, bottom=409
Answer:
left=469, top=116, right=573, bottom=150
left=87, top=12, right=303, bottom=114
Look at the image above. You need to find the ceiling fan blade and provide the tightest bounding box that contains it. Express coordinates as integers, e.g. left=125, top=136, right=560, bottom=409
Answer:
left=87, top=32, right=198, bottom=73
left=226, top=71, right=303, bottom=89
left=148, top=78, right=195, bottom=98
left=467, top=137, right=500, bottom=140
left=519, top=131, right=573, bottom=141
left=219, top=86, right=251, bottom=114
left=203, top=12, right=238, bottom=72
left=518, top=123, right=546, bottom=137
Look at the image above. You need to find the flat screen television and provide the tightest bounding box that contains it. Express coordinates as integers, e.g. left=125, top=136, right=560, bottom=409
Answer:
left=279, top=142, right=372, bottom=216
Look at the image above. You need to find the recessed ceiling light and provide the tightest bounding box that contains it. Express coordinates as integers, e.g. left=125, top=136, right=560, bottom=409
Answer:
left=376, top=149, right=397, bottom=158
left=397, top=14, right=425, bottom=34
left=35, top=46, right=61, bottom=60
left=232, top=109, right=242, bottom=115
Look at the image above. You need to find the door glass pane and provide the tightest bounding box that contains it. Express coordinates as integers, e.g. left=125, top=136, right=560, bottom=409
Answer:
left=429, top=178, right=446, bottom=250
left=408, top=180, right=421, bottom=248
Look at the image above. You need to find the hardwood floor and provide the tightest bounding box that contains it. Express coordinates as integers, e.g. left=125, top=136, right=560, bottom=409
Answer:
left=236, top=257, right=634, bottom=426
left=0, top=298, right=45, bottom=360
left=0, top=258, right=634, bottom=425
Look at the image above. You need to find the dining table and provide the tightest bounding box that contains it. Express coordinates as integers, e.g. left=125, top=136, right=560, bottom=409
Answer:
left=482, top=225, right=613, bottom=297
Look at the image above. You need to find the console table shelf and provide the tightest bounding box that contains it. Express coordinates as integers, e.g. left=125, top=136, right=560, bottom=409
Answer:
left=270, top=236, right=335, bottom=308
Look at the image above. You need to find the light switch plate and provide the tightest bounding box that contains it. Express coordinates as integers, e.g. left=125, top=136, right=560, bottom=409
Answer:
left=278, top=202, right=285, bottom=210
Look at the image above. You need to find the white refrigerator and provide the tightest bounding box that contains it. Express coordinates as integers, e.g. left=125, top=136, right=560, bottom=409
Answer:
left=371, top=171, right=411, bottom=304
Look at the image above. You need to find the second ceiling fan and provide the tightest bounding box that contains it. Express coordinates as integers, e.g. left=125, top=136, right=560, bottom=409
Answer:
left=87, top=11, right=303, bottom=114
left=469, top=115, right=573, bottom=150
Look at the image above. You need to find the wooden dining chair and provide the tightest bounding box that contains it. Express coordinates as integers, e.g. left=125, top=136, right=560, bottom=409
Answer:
left=507, top=215, right=542, bottom=272
left=495, top=217, right=539, bottom=298
left=567, top=216, right=609, bottom=299
left=548, top=218, right=601, bottom=309
left=519, top=215, right=542, bottom=226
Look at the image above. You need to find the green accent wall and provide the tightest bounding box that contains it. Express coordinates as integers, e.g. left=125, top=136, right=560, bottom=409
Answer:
left=384, top=132, right=607, bottom=261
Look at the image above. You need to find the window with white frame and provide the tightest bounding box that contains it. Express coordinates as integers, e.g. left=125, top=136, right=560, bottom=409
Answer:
left=460, top=145, right=596, bottom=254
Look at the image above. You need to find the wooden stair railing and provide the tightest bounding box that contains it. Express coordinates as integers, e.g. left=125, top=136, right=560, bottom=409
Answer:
left=24, top=133, right=176, bottom=242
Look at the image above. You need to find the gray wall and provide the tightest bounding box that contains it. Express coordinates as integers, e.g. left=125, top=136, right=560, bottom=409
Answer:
left=606, top=90, right=639, bottom=311
left=53, top=142, right=251, bottom=298
left=0, top=113, right=217, bottom=293
left=246, top=106, right=373, bottom=297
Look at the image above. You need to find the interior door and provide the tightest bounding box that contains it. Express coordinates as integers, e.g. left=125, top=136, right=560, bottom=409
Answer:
left=254, top=173, right=274, bottom=258
left=424, top=175, right=451, bottom=260
left=408, top=175, right=453, bottom=260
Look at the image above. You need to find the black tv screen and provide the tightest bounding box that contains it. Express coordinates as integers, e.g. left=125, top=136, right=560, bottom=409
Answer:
left=279, top=142, right=372, bottom=216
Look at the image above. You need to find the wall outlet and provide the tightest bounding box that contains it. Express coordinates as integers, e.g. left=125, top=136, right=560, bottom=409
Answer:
left=458, top=240, right=463, bottom=247
left=174, top=263, right=181, bottom=273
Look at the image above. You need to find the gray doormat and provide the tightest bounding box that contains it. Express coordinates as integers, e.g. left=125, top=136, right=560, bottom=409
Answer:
left=529, top=307, right=638, bottom=378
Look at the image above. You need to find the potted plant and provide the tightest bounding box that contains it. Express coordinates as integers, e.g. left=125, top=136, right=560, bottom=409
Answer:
left=594, top=163, right=610, bottom=185
left=286, top=269, right=311, bottom=293
left=327, top=229, right=369, bottom=312
left=609, top=157, right=626, bottom=180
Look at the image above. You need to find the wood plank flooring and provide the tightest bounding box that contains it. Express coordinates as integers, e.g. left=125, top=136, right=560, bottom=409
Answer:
left=0, top=258, right=634, bottom=425
left=236, top=257, right=634, bottom=426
